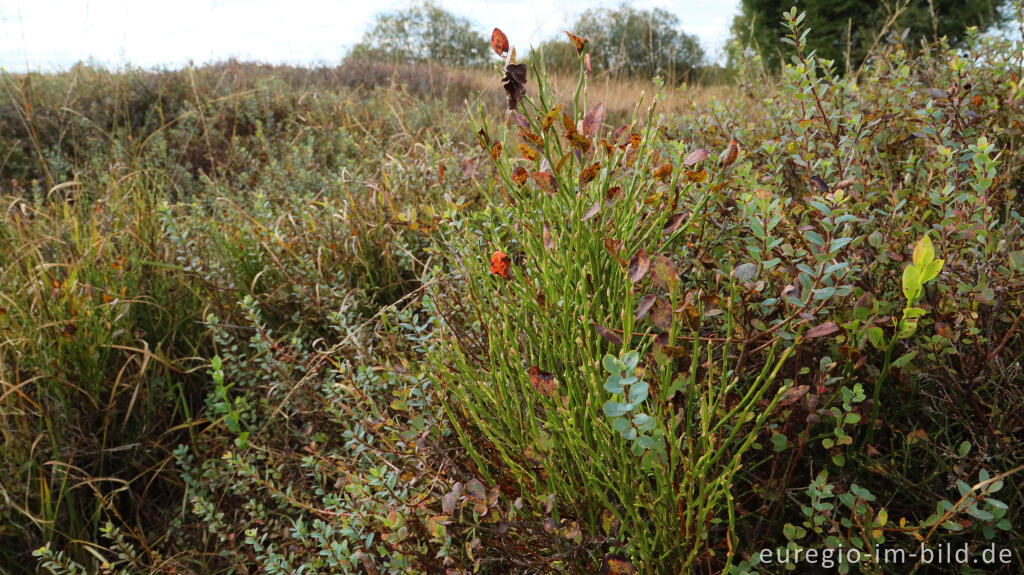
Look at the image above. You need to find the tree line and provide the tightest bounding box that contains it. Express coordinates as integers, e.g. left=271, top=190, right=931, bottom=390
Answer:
left=349, top=0, right=1012, bottom=77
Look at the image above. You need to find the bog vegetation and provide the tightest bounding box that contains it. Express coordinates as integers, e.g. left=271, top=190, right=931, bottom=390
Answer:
left=1, top=4, right=1023, bottom=574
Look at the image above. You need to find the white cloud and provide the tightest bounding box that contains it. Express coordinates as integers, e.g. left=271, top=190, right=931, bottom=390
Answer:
left=0, top=0, right=740, bottom=71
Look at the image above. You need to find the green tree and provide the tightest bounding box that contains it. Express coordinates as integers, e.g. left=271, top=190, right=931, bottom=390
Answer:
left=732, top=0, right=1009, bottom=72
left=538, top=4, right=705, bottom=81
left=349, top=1, right=490, bottom=67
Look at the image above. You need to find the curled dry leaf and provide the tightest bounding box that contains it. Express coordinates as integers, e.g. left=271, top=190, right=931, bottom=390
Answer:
left=808, top=174, right=829, bottom=193
left=476, top=128, right=490, bottom=149
left=491, top=28, right=510, bottom=56
left=605, top=185, right=623, bottom=204
left=628, top=249, right=650, bottom=283
left=719, top=139, right=740, bottom=167
left=582, top=103, right=605, bottom=138
left=683, top=147, right=711, bottom=166
left=565, top=30, right=586, bottom=54
left=528, top=365, right=557, bottom=396
left=635, top=294, right=657, bottom=320
left=595, top=324, right=623, bottom=346
left=502, top=63, right=528, bottom=111
left=532, top=171, right=558, bottom=193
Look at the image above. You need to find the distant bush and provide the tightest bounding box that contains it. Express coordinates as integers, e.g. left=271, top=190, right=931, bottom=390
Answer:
left=349, top=1, right=490, bottom=67
left=537, top=4, right=705, bottom=81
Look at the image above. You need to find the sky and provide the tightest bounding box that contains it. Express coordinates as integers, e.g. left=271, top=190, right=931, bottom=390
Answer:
left=0, top=0, right=741, bottom=72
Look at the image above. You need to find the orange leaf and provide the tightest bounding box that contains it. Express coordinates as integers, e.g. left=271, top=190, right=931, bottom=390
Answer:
left=491, top=28, right=509, bottom=56
left=532, top=171, right=558, bottom=193
left=519, top=143, right=539, bottom=161
left=685, top=168, right=708, bottom=183
left=528, top=365, right=558, bottom=396
left=489, top=141, right=503, bottom=161
left=579, top=162, right=601, bottom=186
left=511, top=166, right=528, bottom=186
left=653, top=163, right=672, bottom=182
left=565, top=30, right=586, bottom=55
left=490, top=250, right=511, bottom=279
left=568, top=131, right=591, bottom=153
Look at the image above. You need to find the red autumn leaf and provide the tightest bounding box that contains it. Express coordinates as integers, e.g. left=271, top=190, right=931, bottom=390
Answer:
left=683, top=148, right=710, bottom=166
left=491, top=28, right=509, bottom=56
left=806, top=322, right=839, bottom=338
left=532, top=171, right=558, bottom=193
left=605, top=185, right=623, bottom=204
left=628, top=249, right=650, bottom=283
left=635, top=294, right=657, bottom=320
left=528, top=365, right=557, bottom=396
left=582, top=103, right=605, bottom=137
left=490, top=250, right=511, bottom=279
